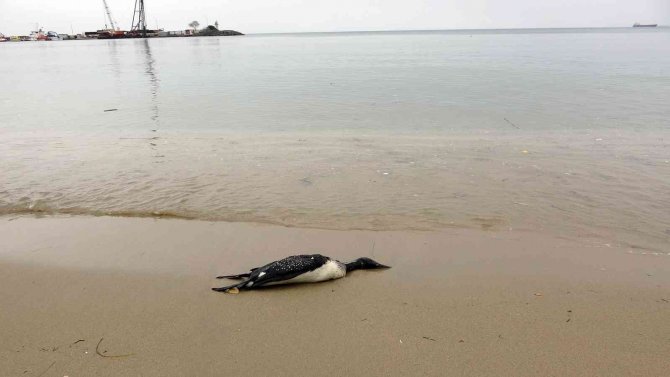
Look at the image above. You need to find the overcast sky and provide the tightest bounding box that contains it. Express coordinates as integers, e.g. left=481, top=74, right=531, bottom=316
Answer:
left=1, top=0, right=668, bottom=35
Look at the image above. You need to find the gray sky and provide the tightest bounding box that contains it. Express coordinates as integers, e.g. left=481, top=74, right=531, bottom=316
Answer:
left=0, top=0, right=668, bottom=35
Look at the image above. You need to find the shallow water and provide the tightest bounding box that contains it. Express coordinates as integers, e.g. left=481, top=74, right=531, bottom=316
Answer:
left=1, top=28, right=669, bottom=251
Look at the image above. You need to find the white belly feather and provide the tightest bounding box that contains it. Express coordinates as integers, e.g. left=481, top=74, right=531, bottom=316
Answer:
left=266, top=260, right=346, bottom=286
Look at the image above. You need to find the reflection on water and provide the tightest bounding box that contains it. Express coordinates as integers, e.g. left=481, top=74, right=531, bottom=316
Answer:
left=141, top=39, right=160, bottom=126
left=108, top=40, right=122, bottom=81
left=0, top=30, right=669, bottom=252
left=138, top=39, right=162, bottom=162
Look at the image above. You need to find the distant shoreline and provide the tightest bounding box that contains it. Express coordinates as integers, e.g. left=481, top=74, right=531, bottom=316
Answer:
left=3, top=26, right=666, bottom=41
left=0, top=27, right=243, bottom=42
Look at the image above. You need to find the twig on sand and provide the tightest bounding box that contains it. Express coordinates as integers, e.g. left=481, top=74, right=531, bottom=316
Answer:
left=71, top=339, right=85, bottom=346
left=504, top=118, right=521, bottom=129
left=551, top=204, right=568, bottom=212
left=36, top=361, right=55, bottom=377
left=422, top=336, right=437, bottom=342
left=95, top=338, right=133, bottom=359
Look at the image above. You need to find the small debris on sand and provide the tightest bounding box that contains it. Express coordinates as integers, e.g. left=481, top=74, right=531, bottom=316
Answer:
left=226, top=287, right=240, bottom=294
left=36, top=361, right=55, bottom=377
left=103, top=109, right=118, bottom=112
left=95, top=338, right=133, bottom=358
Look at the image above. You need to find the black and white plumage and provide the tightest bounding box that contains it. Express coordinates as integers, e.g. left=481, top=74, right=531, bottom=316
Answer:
left=212, top=254, right=390, bottom=293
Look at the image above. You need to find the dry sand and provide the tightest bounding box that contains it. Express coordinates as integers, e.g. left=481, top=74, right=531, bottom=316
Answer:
left=1, top=216, right=669, bottom=376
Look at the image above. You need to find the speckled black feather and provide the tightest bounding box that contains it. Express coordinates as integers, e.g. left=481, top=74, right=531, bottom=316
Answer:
left=213, top=254, right=330, bottom=292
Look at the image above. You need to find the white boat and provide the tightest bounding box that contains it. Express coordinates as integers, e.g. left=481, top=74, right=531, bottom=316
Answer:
left=29, top=30, right=45, bottom=41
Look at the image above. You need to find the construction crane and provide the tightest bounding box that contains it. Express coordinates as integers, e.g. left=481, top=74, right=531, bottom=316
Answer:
left=131, top=0, right=147, bottom=37
left=102, top=0, right=118, bottom=31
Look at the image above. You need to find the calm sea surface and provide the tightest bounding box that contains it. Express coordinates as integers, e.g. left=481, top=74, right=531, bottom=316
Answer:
left=1, top=28, right=669, bottom=251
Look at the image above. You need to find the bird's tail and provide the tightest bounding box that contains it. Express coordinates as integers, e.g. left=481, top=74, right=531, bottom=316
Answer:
left=212, top=280, right=249, bottom=292
left=215, top=272, right=251, bottom=279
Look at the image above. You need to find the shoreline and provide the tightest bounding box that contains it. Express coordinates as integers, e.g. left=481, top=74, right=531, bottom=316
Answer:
left=1, top=215, right=668, bottom=376
left=3, top=129, right=668, bottom=253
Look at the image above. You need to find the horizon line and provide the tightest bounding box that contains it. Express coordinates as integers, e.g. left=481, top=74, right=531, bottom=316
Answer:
left=245, top=25, right=666, bottom=35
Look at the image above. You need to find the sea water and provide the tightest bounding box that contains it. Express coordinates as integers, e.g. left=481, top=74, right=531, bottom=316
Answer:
left=1, top=28, right=669, bottom=251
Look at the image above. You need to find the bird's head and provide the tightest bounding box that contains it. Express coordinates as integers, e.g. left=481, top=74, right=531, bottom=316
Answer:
left=345, top=257, right=390, bottom=272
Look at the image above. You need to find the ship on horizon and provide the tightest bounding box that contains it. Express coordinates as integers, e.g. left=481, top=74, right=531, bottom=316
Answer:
left=633, top=23, right=657, bottom=27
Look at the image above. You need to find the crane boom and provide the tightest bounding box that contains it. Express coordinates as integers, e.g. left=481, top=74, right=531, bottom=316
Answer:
left=102, top=0, right=117, bottom=30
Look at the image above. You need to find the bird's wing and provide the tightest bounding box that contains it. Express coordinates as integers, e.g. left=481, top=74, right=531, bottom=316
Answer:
left=216, top=266, right=262, bottom=279
left=247, top=254, right=329, bottom=287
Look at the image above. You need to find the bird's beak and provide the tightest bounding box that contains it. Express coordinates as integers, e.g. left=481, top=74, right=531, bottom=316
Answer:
left=377, top=263, right=391, bottom=269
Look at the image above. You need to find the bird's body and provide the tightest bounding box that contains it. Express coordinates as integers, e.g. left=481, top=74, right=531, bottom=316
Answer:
left=212, top=254, right=388, bottom=292
left=264, top=258, right=346, bottom=286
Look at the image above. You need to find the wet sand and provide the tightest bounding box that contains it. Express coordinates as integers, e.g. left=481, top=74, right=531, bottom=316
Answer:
left=1, top=216, right=669, bottom=376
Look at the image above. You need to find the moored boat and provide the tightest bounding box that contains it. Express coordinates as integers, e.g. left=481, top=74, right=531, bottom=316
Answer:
left=46, top=31, right=62, bottom=41
left=29, top=29, right=48, bottom=41
left=96, top=29, right=128, bottom=39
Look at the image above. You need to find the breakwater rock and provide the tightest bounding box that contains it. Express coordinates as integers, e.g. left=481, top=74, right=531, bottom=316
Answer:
left=197, top=26, right=244, bottom=36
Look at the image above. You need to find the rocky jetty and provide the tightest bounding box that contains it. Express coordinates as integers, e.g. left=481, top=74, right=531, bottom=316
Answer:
left=197, top=25, right=244, bottom=37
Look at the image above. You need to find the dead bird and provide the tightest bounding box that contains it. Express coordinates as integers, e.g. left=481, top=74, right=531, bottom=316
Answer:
left=212, top=254, right=390, bottom=293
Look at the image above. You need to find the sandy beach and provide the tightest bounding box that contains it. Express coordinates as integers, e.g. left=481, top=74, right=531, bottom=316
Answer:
left=1, top=215, right=668, bottom=376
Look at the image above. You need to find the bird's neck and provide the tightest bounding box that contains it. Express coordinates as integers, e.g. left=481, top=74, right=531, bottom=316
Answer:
left=345, top=261, right=361, bottom=272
